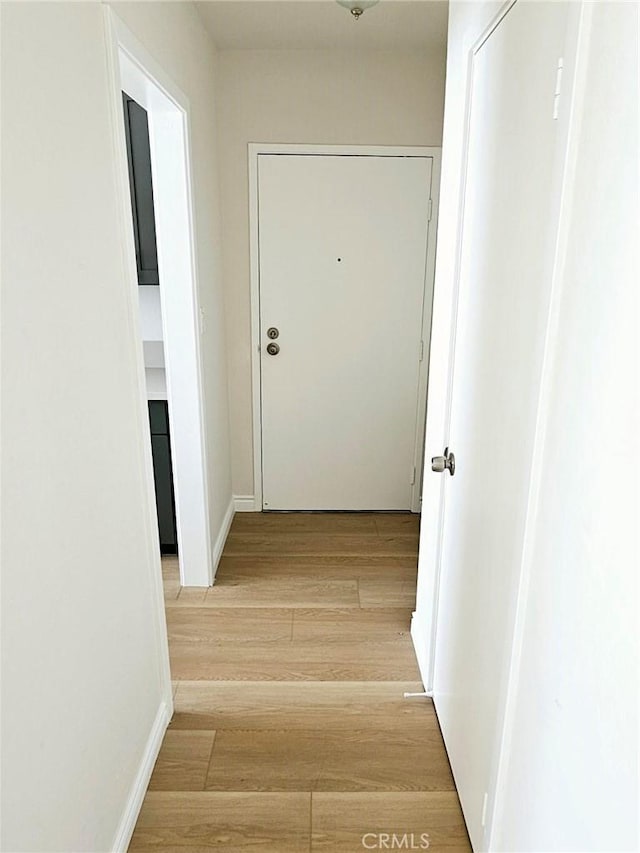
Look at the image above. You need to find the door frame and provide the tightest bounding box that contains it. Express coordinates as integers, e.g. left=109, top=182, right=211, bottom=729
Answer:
left=104, top=9, right=213, bottom=587
left=248, top=143, right=441, bottom=512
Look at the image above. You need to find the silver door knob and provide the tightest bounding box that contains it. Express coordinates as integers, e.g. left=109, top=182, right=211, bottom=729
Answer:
left=432, top=447, right=455, bottom=476
left=266, top=342, right=280, bottom=356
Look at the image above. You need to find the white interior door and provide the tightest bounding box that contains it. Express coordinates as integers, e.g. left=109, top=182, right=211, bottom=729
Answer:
left=258, top=154, right=433, bottom=511
left=431, top=3, right=572, bottom=849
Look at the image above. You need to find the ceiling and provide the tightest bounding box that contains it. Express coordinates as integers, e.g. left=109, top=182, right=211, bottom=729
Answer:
left=195, top=1, right=448, bottom=51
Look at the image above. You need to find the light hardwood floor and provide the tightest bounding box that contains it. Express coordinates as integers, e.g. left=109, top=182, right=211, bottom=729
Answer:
left=129, top=513, right=470, bottom=852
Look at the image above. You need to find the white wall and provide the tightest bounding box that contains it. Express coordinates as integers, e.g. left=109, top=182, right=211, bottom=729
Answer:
left=492, top=4, right=639, bottom=850
left=138, top=285, right=164, bottom=341
left=0, top=5, right=171, bottom=850
left=139, top=287, right=167, bottom=398
left=215, top=47, right=447, bottom=500
left=114, top=2, right=233, bottom=548
left=0, top=2, right=231, bottom=849
left=145, top=366, right=168, bottom=400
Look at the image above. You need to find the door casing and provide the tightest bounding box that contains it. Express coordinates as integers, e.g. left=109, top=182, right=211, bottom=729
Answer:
left=105, top=9, right=214, bottom=589
left=248, top=143, right=441, bottom=513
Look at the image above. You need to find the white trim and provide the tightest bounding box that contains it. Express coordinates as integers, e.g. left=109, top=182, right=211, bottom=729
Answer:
left=111, top=700, right=171, bottom=853
left=234, top=495, right=258, bottom=512
left=248, top=142, right=442, bottom=512
left=250, top=143, right=437, bottom=159
left=248, top=148, right=263, bottom=510
left=211, top=497, right=235, bottom=581
left=107, top=9, right=213, bottom=587
left=109, top=12, right=189, bottom=109
left=410, top=150, right=442, bottom=513
left=410, top=614, right=432, bottom=689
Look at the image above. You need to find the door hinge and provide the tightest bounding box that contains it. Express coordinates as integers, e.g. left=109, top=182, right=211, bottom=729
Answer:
left=427, top=198, right=433, bottom=222
left=410, top=466, right=416, bottom=486
left=419, top=340, right=425, bottom=362
left=553, top=57, right=564, bottom=120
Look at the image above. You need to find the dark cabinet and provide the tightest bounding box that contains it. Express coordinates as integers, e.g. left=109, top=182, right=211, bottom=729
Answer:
left=122, top=93, right=160, bottom=286
left=148, top=401, right=178, bottom=554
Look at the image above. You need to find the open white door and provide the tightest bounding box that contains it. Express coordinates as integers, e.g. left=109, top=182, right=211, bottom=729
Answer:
left=422, top=2, right=579, bottom=849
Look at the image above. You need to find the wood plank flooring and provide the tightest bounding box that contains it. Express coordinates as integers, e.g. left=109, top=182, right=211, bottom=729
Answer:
left=130, top=512, right=470, bottom=852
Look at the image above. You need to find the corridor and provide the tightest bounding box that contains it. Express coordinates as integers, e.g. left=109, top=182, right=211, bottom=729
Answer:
left=129, top=513, right=470, bottom=851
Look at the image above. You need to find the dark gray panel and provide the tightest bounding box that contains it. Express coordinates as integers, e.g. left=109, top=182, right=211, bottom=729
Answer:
left=122, top=93, right=160, bottom=286
left=149, top=399, right=169, bottom=435
left=148, top=401, right=177, bottom=553
left=151, top=434, right=177, bottom=551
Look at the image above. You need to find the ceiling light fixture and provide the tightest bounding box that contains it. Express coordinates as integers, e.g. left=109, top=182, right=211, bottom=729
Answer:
left=336, top=0, right=379, bottom=21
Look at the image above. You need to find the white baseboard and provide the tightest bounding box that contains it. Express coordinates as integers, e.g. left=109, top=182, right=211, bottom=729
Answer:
left=233, top=494, right=257, bottom=512
left=410, top=613, right=432, bottom=692
left=112, top=699, right=171, bottom=852
left=211, top=496, right=235, bottom=579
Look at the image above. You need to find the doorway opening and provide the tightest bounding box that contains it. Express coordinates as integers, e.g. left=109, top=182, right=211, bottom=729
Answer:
left=109, top=14, right=212, bottom=588
left=122, top=92, right=178, bottom=558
